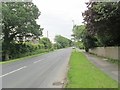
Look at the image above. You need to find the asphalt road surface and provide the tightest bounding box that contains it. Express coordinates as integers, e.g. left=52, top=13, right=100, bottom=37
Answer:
left=2, top=48, right=72, bottom=88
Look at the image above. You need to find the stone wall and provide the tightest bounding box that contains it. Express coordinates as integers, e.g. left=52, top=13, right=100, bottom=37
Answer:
left=89, top=47, right=120, bottom=60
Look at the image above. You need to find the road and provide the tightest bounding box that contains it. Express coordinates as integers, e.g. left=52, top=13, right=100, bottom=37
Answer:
left=2, top=48, right=72, bottom=88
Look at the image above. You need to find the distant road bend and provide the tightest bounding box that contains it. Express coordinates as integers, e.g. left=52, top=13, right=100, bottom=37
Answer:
left=2, top=48, right=72, bottom=88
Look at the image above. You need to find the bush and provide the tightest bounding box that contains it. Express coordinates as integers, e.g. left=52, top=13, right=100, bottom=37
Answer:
left=38, top=44, right=45, bottom=49
left=2, top=42, right=49, bottom=60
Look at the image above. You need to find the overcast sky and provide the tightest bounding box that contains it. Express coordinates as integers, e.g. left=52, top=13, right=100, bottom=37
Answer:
left=33, top=0, right=88, bottom=42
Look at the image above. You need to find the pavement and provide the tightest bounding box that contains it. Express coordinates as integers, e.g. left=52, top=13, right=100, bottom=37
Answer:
left=82, top=51, right=119, bottom=82
left=1, top=48, right=72, bottom=88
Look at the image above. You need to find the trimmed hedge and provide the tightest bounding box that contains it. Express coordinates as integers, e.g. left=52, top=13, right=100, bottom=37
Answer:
left=2, top=42, right=51, bottom=60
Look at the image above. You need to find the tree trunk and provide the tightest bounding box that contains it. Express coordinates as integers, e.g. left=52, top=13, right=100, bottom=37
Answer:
left=3, top=40, right=10, bottom=61
left=4, top=50, right=9, bottom=60
left=3, top=28, right=17, bottom=61
left=85, top=48, right=89, bottom=52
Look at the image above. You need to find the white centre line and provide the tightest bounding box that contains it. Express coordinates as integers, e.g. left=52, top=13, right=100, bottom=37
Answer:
left=0, top=66, right=27, bottom=78
left=33, top=60, right=42, bottom=64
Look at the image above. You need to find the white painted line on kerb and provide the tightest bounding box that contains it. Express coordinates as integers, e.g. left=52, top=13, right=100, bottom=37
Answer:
left=0, top=66, right=27, bottom=78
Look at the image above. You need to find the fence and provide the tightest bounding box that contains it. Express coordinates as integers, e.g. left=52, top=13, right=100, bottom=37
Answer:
left=89, top=47, right=120, bottom=60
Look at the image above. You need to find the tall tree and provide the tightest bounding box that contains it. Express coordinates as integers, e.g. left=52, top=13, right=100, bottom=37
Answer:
left=2, top=2, right=42, bottom=60
left=83, top=2, right=120, bottom=46
left=72, top=25, right=85, bottom=41
left=71, top=25, right=96, bottom=51
left=54, top=35, right=72, bottom=48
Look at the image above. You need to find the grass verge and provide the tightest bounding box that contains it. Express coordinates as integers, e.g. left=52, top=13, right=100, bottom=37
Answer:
left=0, top=51, right=49, bottom=64
left=66, top=50, right=118, bottom=88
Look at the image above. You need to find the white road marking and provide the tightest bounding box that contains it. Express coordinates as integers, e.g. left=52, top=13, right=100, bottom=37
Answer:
left=33, top=60, right=42, bottom=64
left=0, top=66, right=27, bottom=78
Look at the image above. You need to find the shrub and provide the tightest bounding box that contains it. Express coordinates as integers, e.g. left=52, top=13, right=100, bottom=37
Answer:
left=3, top=42, right=47, bottom=60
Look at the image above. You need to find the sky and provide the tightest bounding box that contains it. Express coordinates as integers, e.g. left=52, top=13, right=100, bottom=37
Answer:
left=32, top=0, right=88, bottom=43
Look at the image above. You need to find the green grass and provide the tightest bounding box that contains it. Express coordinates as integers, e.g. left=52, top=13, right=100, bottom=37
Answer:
left=66, top=50, right=118, bottom=88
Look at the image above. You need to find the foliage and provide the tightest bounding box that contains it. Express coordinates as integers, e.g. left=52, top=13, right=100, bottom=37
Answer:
left=82, top=31, right=97, bottom=52
left=2, top=42, right=49, bottom=61
left=72, top=25, right=85, bottom=41
left=83, top=2, right=120, bottom=46
left=2, top=2, right=42, bottom=60
left=53, top=43, right=61, bottom=49
left=72, top=25, right=96, bottom=51
left=54, top=35, right=72, bottom=49
left=39, top=37, right=52, bottom=49
left=0, top=40, right=2, bottom=51
left=74, top=41, right=84, bottom=49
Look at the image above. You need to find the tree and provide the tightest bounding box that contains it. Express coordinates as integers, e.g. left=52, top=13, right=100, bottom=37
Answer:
left=2, top=2, right=42, bottom=60
left=39, top=37, right=52, bottom=49
left=82, top=31, right=97, bottom=52
left=71, top=25, right=97, bottom=51
left=74, top=41, right=84, bottom=49
left=72, top=25, right=86, bottom=41
left=83, top=2, right=120, bottom=46
left=54, top=35, right=72, bottom=48
left=53, top=43, right=61, bottom=49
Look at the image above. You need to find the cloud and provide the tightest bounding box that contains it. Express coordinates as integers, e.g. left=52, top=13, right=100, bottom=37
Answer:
left=33, top=0, right=87, bottom=42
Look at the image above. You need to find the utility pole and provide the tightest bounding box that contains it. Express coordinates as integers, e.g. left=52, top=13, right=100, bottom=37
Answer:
left=72, top=20, right=75, bottom=27
left=72, top=20, right=75, bottom=48
left=47, top=31, right=49, bottom=49
left=47, top=31, right=48, bottom=38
